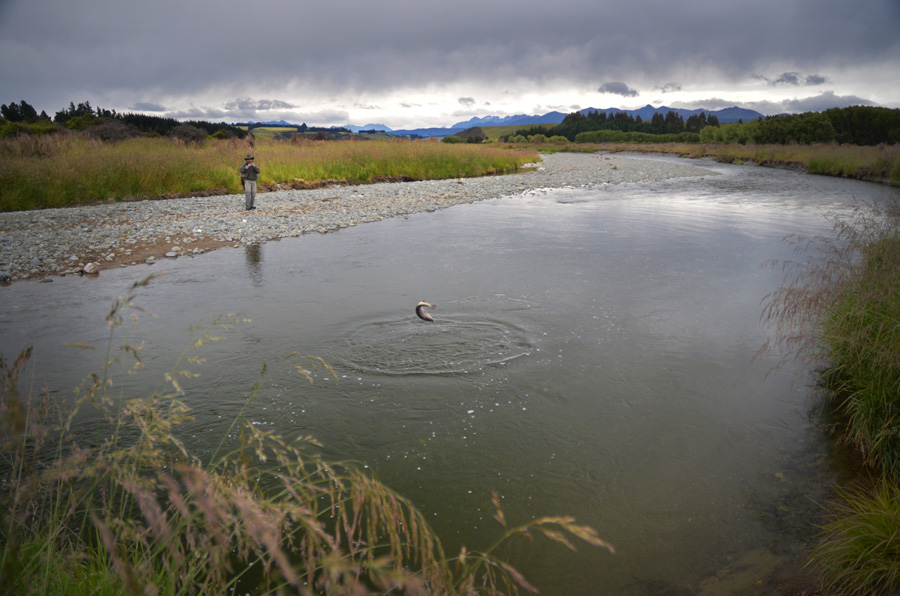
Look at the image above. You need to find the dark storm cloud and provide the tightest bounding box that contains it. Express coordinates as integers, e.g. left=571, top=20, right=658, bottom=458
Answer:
left=458, top=97, right=476, bottom=108
left=656, top=83, right=682, bottom=94
left=0, top=0, right=897, bottom=114
left=754, top=72, right=829, bottom=86
left=598, top=82, right=639, bottom=97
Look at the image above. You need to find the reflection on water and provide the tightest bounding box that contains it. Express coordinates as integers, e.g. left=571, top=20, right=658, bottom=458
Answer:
left=2, top=158, right=898, bottom=595
left=244, top=243, right=263, bottom=286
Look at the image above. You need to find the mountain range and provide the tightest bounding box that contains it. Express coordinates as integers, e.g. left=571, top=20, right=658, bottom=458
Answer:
left=351, top=105, right=766, bottom=137
left=248, top=104, right=767, bottom=137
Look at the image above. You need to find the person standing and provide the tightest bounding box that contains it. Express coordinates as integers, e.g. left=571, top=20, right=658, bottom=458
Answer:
left=239, top=154, right=260, bottom=211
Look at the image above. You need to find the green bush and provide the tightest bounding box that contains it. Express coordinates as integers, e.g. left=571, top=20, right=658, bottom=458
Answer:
left=441, top=135, right=463, bottom=143
left=0, top=119, right=60, bottom=138
left=63, top=113, right=101, bottom=130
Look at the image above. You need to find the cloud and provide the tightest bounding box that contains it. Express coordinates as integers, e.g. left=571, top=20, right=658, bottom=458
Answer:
left=223, top=98, right=298, bottom=111
left=754, top=72, right=829, bottom=86
left=130, top=102, right=167, bottom=112
left=164, top=103, right=350, bottom=124
left=656, top=82, right=682, bottom=94
left=782, top=90, right=874, bottom=112
left=458, top=97, right=476, bottom=108
left=805, top=74, right=826, bottom=86
left=0, top=0, right=897, bottom=125
left=673, top=91, right=876, bottom=116
left=598, top=82, right=639, bottom=97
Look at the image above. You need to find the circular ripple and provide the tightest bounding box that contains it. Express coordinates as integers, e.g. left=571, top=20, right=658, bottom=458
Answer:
left=328, top=315, right=534, bottom=376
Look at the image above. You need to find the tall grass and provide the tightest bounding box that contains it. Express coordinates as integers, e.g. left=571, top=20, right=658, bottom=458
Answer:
left=760, top=203, right=900, bottom=594
left=0, top=276, right=612, bottom=595
left=809, top=481, right=900, bottom=596
left=0, top=135, right=536, bottom=212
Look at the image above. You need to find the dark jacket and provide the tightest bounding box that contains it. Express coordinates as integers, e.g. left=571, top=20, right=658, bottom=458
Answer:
left=240, top=162, right=260, bottom=181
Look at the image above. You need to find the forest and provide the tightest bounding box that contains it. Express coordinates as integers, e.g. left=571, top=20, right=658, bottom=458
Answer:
left=510, top=105, right=900, bottom=146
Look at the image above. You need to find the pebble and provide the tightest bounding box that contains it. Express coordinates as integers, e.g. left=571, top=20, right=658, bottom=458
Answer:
left=0, top=153, right=714, bottom=282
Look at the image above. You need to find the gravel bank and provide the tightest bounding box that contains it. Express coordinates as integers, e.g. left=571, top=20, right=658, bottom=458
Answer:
left=0, top=152, right=715, bottom=283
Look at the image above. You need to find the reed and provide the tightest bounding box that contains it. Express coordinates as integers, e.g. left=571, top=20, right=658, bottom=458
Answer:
left=759, top=202, right=900, bottom=594
left=0, top=135, right=536, bottom=212
left=0, top=276, right=610, bottom=595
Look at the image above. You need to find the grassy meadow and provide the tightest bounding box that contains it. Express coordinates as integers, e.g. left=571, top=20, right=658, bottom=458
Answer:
left=0, top=135, right=537, bottom=212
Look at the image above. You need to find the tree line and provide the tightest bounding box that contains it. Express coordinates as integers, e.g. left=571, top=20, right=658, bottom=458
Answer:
left=1, top=99, right=248, bottom=140
left=512, top=106, right=900, bottom=146
left=510, top=109, right=721, bottom=142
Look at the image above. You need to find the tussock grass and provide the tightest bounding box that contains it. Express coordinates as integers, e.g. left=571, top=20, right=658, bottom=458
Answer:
left=760, top=203, right=900, bottom=594
left=0, top=135, right=536, bottom=212
left=810, top=481, right=900, bottom=596
left=1, top=276, right=611, bottom=595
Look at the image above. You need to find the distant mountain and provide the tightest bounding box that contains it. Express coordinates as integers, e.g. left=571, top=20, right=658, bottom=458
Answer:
left=584, top=104, right=764, bottom=123
left=450, top=111, right=568, bottom=129
left=346, top=123, right=394, bottom=133
left=388, top=126, right=466, bottom=138
left=241, top=119, right=296, bottom=126
left=382, top=105, right=765, bottom=138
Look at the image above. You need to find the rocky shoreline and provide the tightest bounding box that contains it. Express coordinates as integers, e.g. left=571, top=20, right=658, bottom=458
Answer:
left=0, top=152, right=715, bottom=283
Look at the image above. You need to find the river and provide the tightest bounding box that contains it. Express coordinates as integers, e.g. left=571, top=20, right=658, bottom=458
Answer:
left=2, top=156, right=898, bottom=595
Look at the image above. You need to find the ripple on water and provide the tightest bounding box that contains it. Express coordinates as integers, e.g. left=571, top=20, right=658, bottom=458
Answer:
left=326, top=310, right=535, bottom=376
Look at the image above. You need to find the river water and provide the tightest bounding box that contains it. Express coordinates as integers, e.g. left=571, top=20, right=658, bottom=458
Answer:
left=2, top=157, right=898, bottom=594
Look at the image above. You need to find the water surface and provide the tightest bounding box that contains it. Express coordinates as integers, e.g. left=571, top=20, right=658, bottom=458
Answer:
left=3, top=157, right=897, bottom=594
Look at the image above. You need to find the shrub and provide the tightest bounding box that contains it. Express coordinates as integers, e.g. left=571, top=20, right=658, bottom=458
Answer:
left=211, top=128, right=235, bottom=140
left=63, top=113, right=101, bottom=130
left=0, top=119, right=59, bottom=138
left=83, top=120, right=142, bottom=142
left=171, top=123, right=207, bottom=144
left=441, top=135, right=463, bottom=143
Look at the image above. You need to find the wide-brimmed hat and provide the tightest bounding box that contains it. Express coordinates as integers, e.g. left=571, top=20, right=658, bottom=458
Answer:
left=245, top=154, right=254, bottom=160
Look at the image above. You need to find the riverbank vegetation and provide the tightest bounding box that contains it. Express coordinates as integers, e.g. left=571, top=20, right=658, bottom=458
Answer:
left=0, top=134, right=536, bottom=212
left=537, top=141, right=900, bottom=186
left=762, top=203, right=900, bottom=595
left=0, top=278, right=612, bottom=595
left=506, top=106, right=900, bottom=147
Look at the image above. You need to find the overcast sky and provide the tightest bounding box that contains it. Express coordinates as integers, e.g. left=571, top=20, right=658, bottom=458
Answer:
left=1, top=0, right=898, bottom=129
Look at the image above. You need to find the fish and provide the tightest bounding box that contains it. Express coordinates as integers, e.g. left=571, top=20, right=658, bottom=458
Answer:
left=415, top=301, right=436, bottom=322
